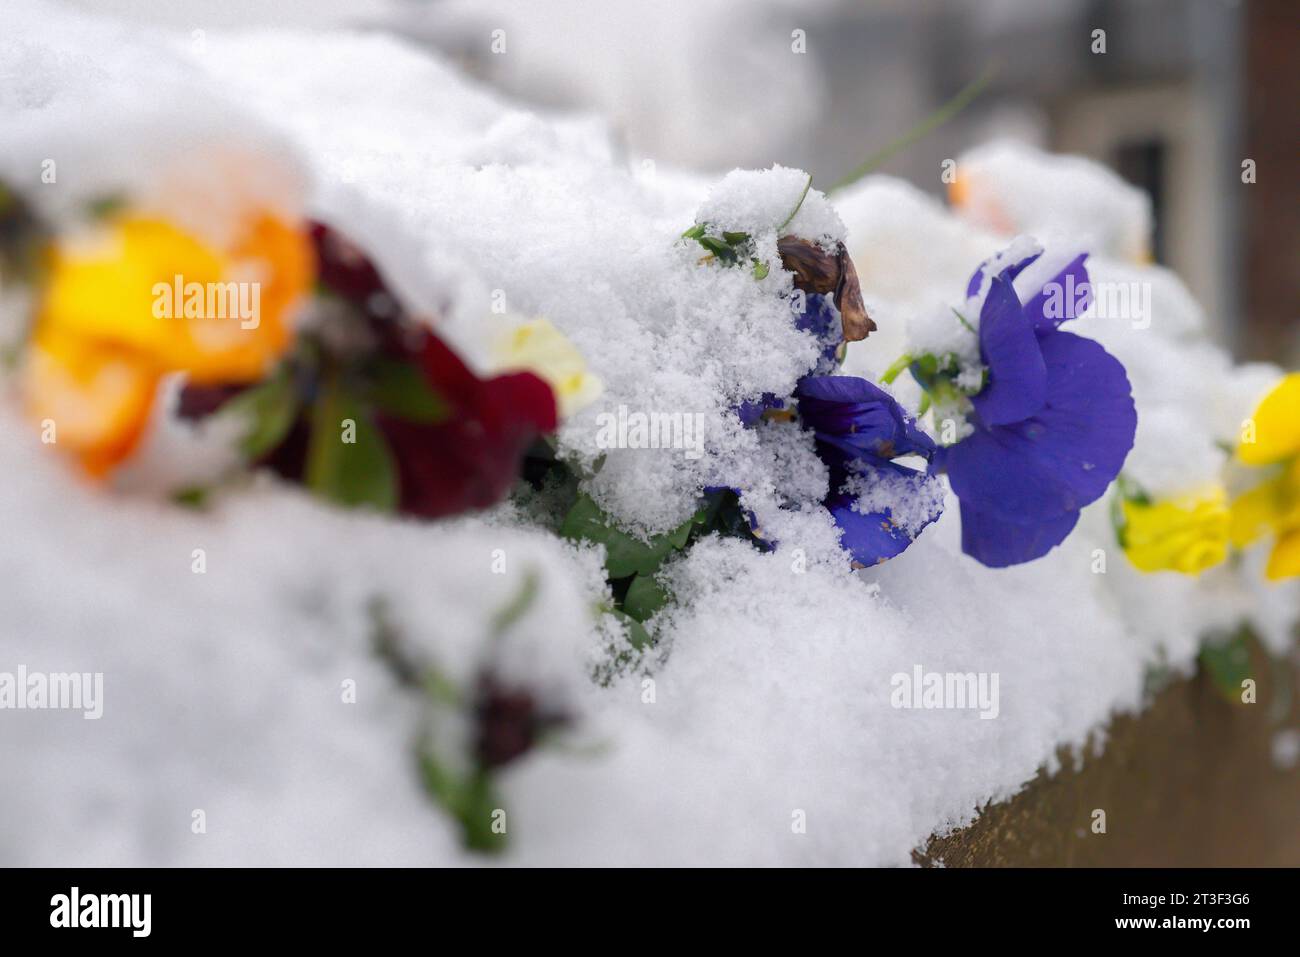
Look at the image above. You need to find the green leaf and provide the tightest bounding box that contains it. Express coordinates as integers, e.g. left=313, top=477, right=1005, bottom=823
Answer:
left=418, top=755, right=506, bottom=854
left=752, top=260, right=770, bottom=280
left=305, top=379, right=398, bottom=511
left=491, top=568, right=540, bottom=636
left=697, top=236, right=739, bottom=264
left=668, top=506, right=706, bottom=549
left=693, top=488, right=766, bottom=546
left=173, top=487, right=208, bottom=509
left=1116, top=473, right=1152, bottom=506
left=561, top=494, right=674, bottom=577
left=610, top=609, right=653, bottom=650
left=560, top=494, right=696, bottom=579
left=623, top=574, right=668, bottom=622
left=86, top=193, right=128, bottom=221
left=681, top=223, right=707, bottom=240
left=722, top=230, right=751, bottom=245
left=880, top=353, right=914, bottom=386
left=417, top=749, right=461, bottom=810
left=1199, top=629, right=1253, bottom=704
left=458, top=770, right=508, bottom=853
left=364, top=359, right=448, bottom=424
left=220, top=366, right=300, bottom=458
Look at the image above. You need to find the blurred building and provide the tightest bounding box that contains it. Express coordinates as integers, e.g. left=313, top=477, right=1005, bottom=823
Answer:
left=390, top=0, right=1295, bottom=363
left=796, top=0, right=1295, bottom=361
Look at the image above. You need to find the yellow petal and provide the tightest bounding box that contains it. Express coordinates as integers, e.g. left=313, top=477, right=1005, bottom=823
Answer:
left=172, top=213, right=312, bottom=383
left=1238, top=373, right=1300, bottom=466
left=493, top=318, right=603, bottom=418
left=1121, top=489, right=1230, bottom=575
left=1267, top=529, right=1300, bottom=580
left=39, top=214, right=310, bottom=384
left=28, top=211, right=312, bottom=478
left=38, top=218, right=221, bottom=358
left=23, top=328, right=158, bottom=476
left=1229, top=475, right=1287, bottom=548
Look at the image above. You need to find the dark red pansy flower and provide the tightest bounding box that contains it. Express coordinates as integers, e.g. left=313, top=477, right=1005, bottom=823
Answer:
left=377, top=333, right=556, bottom=519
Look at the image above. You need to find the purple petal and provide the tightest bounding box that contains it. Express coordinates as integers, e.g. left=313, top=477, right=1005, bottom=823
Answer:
left=958, top=502, right=1080, bottom=567
left=1029, top=330, right=1137, bottom=503
left=970, top=275, right=1047, bottom=426
left=829, top=497, right=916, bottom=565
left=826, top=462, right=943, bottom=565
left=938, top=424, right=1078, bottom=521
left=1023, top=253, right=1091, bottom=331
left=736, top=394, right=783, bottom=426
left=794, top=293, right=842, bottom=374
left=796, top=376, right=935, bottom=459
left=965, top=248, right=1041, bottom=299
left=795, top=374, right=896, bottom=406
left=943, top=330, right=1135, bottom=523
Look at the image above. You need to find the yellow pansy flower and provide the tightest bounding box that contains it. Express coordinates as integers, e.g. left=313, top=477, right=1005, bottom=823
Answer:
left=23, top=212, right=311, bottom=475
left=1231, top=373, right=1300, bottom=580
left=1120, top=487, right=1230, bottom=575
left=493, top=318, right=602, bottom=419
left=1237, top=373, right=1300, bottom=468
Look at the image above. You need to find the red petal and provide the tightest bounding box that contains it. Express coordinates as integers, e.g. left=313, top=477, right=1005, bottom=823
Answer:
left=382, top=342, right=557, bottom=517
left=416, top=332, right=482, bottom=410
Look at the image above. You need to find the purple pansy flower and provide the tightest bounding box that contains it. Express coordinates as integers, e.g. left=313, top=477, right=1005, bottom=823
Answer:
left=930, top=248, right=1136, bottom=567
left=795, top=376, right=943, bottom=565
left=729, top=280, right=940, bottom=566
left=794, top=292, right=844, bottom=376
left=737, top=292, right=842, bottom=425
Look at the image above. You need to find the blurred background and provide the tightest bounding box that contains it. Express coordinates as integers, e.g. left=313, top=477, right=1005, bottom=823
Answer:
left=78, top=0, right=1297, bottom=360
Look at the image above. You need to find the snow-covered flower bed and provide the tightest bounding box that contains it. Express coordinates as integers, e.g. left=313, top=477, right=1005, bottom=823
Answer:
left=0, top=2, right=1296, bottom=865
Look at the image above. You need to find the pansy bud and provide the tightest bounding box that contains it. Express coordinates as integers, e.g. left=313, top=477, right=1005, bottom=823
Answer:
left=473, top=674, right=570, bottom=769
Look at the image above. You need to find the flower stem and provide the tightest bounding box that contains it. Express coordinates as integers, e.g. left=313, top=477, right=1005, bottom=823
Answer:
left=880, top=353, right=914, bottom=385
left=778, top=173, right=814, bottom=233
left=830, top=63, right=1000, bottom=194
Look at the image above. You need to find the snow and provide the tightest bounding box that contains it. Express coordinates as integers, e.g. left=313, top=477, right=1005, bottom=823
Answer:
left=845, top=468, right=945, bottom=536
left=831, top=176, right=998, bottom=394
left=951, top=139, right=1154, bottom=264
left=693, top=164, right=846, bottom=245
left=1, top=1, right=1297, bottom=866
left=0, top=405, right=603, bottom=865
